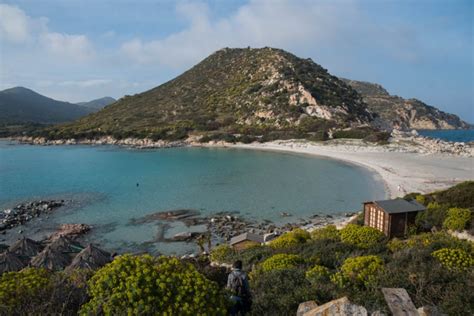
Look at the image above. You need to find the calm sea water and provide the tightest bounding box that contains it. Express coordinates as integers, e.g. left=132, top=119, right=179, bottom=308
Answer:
left=0, top=141, right=386, bottom=254
left=417, top=129, right=474, bottom=142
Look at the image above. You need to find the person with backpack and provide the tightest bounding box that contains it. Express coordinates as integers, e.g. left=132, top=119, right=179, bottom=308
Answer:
left=227, top=260, right=252, bottom=315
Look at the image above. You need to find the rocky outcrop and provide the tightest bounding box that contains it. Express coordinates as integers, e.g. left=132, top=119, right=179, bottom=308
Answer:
left=1, top=200, right=66, bottom=231
left=342, top=79, right=470, bottom=130
left=47, top=224, right=91, bottom=241
left=300, top=297, right=367, bottom=316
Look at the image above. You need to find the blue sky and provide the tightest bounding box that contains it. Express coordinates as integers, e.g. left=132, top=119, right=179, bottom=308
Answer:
left=1, top=0, right=473, bottom=122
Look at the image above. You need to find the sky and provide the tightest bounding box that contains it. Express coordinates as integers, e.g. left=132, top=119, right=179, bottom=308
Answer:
left=0, top=0, right=473, bottom=122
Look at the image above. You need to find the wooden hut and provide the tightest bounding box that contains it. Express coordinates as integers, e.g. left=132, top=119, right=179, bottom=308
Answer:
left=0, top=251, right=26, bottom=273
left=229, top=233, right=264, bottom=251
left=363, top=199, right=425, bottom=237
left=9, top=237, right=43, bottom=259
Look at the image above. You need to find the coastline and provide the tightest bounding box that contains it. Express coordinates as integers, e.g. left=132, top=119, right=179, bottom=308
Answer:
left=202, top=140, right=473, bottom=199
left=8, top=134, right=474, bottom=200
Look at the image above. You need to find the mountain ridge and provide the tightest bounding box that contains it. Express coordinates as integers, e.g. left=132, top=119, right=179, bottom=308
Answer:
left=45, top=47, right=374, bottom=140
left=0, top=87, right=95, bottom=125
left=77, top=97, right=116, bottom=110
left=342, top=79, right=470, bottom=130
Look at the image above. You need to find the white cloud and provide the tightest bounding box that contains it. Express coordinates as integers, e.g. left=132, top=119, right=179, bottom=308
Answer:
left=119, top=0, right=421, bottom=70
left=58, top=79, right=112, bottom=87
left=40, top=32, right=95, bottom=61
left=0, top=4, right=32, bottom=43
left=0, top=4, right=94, bottom=61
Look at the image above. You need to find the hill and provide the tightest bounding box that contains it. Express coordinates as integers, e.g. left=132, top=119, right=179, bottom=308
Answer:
left=0, top=87, right=95, bottom=125
left=77, top=97, right=116, bottom=110
left=46, top=47, right=374, bottom=140
left=342, top=79, right=470, bottom=130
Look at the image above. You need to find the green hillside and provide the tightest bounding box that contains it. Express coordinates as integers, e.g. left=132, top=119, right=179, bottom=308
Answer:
left=45, top=47, right=374, bottom=140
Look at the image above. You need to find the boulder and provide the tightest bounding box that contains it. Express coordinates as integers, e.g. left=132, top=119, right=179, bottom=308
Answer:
left=417, top=306, right=446, bottom=316
left=297, top=301, right=318, bottom=316
left=302, top=297, right=367, bottom=316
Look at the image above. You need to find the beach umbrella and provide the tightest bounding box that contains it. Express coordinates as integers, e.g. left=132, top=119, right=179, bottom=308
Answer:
left=30, top=246, right=71, bottom=271
left=66, top=244, right=112, bottom=271
left=0, top=251, right=26, bottom=273
left=48, top=236, right=84, bottom=254
left=8, top=237, right=43, bottom=258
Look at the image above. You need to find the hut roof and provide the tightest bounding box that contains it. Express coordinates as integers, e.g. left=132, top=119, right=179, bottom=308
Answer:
left=372, top=199, right=426, bottom=214
left=8, top=237, right=43, bottom=258
left=0, top=251, right=27, bottom=273
left=66, top=244, right=112, bottom=271
left=229, top=232, right=264, bottom=246
left=30, top=246, right=71, bottom=271
left=48, top=236, right=84, bottom=254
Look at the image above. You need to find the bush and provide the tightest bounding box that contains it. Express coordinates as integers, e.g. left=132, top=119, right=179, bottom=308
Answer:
left=404, top=232, right=473, bottom=253
left=310, top=225, right=340, bottom=241
left=443, top=207, right=472, bottom=231
left=269, top=229, right=310, bottom=249
left=81, top=254, right=227, bottom=315
left=426, top=181, right=474, bottom=208
left=415, top=202, right=447, bottom=231
left=331, top=255, right=384, bottom=288
left=305, top=265, right=330, bottom=283
left=432, top=248, right=474, bottom=271
left=261, top=254, right=304, bottom=272
left=249, top=269, right=321, bottom=316
left=339, top=224, right=385, bottom=249
left=0, top=268, right=52, bottom=314
left=210, top=244, right=236, bottom=264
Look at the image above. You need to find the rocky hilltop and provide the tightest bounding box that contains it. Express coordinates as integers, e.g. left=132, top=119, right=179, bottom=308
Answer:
left=342, top=79, right=470, bottom=130
left=45, top=47, right=373, bottom=140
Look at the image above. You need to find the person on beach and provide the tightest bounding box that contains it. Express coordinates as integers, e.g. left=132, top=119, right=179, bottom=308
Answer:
left=227, top=260, right=252, bottom=315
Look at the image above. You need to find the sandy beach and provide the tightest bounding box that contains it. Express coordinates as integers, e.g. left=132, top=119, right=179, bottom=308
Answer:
left=224, top=140, right=474, bottom=199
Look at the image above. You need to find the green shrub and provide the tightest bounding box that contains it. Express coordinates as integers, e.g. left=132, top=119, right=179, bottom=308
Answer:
left=415, top=202, right=447, bottom=231
left=339, top=224, right=385, bottom=249
left=269, top=229, right=310, bottom=249
left=0, top=268, right=52, bottom=313
left=331, top=255, right=384, bottom=288
left=432, top=248, right=474, bottom=271
left=310, top=225, right=340, bottom=241
left=81, top=254, right=227, bottom=315
left=249, top=269, right=322, bottom=316
left=443, top=207, right=472, bottom=231
left=305, top=265, right=330, bottom=283
left=404, top=232, right=473, bottom=253
left=261, top=254, right=304, bottom=272
left=426, top=181, right=474, bottom=208
left=210, top=244, right=236, bottom=264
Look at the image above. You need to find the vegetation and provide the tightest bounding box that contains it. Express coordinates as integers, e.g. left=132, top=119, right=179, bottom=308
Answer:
left=432, top=248, right=474, bottom=271
left=331, top=255, right=384, bottom=288
left=260, top=254, right=305, bottom=272
left=310, top=225, right=340, bottom=241
left=1, top=182, right=473, bottom=315
left=339, top=224, right=386, bottom=249
left=37, top=47, right=373, bottom=141
left=443, top=207, right=472, bottom=231
left=410, top=181, right=474, bottom=233
left=269, top=228, right=311, bottom=249
left=81, top=254, right=227, bottom=315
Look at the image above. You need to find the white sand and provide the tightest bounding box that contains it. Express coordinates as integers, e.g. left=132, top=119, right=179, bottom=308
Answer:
left=218, top=140, right=474, bottom=198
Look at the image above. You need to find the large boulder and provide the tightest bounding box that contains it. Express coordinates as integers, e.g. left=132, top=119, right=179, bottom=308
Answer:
left=297, top=301, right=318, bottom=316
left=302, top=297, right=367, bottom=316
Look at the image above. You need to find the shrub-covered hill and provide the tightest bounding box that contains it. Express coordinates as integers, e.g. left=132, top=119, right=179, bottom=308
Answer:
left=342, top=79, right=471, bottom=130
left=45, top=47, right=374, bottom=140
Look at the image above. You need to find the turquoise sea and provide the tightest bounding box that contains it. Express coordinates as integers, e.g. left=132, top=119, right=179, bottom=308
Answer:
left=417, top=129, right=474, bottom=142
left=0, top=141, right=386, bottom=254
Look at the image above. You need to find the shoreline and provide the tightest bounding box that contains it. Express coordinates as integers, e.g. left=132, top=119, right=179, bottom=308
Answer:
left=201, top=140, right=473, bottom=199
left=6, top=135, right=474, bottom=199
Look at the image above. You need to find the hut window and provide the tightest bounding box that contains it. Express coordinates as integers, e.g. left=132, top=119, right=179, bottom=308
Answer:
left=370, top=208, right=376, bottom=226
left=377, top=210, right=384, bottom=230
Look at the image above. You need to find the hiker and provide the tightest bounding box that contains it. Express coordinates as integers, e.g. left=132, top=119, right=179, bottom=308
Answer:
left=227, top=260, right=252, bottom=315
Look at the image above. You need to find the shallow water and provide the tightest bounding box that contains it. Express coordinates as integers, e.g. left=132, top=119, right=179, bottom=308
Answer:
left=417, top=129, right=474, bottom=142
left=0, top=141, right=386, bottom=254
